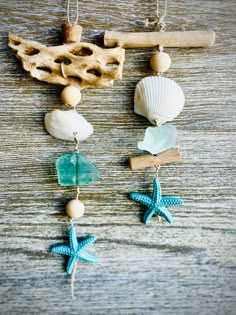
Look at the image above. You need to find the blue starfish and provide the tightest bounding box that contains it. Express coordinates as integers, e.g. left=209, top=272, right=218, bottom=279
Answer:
left=130, top=178, right=183, bottom=224
left=51, top=226, right=98, bottom=275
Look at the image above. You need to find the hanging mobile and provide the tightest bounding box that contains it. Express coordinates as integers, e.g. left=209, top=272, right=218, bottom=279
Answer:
left=8, top=0, right=125, bottom=298
left=129, top=1, right=184, bottom=224
left=104, top=0, right=215, bottom=224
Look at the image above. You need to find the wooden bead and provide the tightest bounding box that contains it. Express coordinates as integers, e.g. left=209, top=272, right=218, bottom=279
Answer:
left=61, top=23, right=83, bottom=44
left=150, top=51, right=171, bottom=73
left=61, top=85, right=81, bottom=107
left=66, top=199, right=85, bottom=219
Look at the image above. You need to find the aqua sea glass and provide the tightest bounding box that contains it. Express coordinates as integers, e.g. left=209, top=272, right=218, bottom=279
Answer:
left=138, top=124, right=177, bottom=154
left=56, top=153, right=100, bottom=186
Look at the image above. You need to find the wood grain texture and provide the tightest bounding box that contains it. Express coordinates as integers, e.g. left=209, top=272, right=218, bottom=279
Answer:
left=0, top=0, right=235, bottom=314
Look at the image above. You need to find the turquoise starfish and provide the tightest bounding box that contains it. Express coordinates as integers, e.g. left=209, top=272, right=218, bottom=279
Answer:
left=130, top=178, right=183, bottom=224
left=51, top=226, right=98, bottom=275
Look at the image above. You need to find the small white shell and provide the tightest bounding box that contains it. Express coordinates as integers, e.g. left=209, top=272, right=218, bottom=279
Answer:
left=134, top=76, right=185, bottom=125
left=44, top=109, right=93, bottom=141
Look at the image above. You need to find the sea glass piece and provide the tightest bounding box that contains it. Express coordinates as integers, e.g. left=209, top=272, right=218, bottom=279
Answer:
left=56, top=153, right=100, bottom=186
left=138, top=124, right=177, bottom=155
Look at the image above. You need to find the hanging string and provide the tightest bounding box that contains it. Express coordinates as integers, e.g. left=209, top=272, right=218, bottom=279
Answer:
left=145, top=0, right=168, bottom=31
left=68, top=218, right=76, bottom=299
left=156, top=0, right=168, bottom=31
left=154, top=165, right=162, bottom=223
left=71, top=262, right=77, bottom=299
left=67, top=0, right=79, bottom=25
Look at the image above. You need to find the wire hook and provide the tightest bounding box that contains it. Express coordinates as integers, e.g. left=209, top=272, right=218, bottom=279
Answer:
left=73, top=131, right=80, bottom=152
left=155, top=165, right=161, bottom=178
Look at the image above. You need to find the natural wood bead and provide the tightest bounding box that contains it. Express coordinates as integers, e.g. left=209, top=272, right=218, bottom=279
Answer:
left=150, top=51, right=171, bottom=73
left=66, top=199, right=85, bottom=219
left=61, top=23, right=83, bottom=44
left=61, top=85, right=81, bottom=107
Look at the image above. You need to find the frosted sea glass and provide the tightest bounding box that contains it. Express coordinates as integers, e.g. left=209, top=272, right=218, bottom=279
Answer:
left=56, top=153, right=100, bottom=186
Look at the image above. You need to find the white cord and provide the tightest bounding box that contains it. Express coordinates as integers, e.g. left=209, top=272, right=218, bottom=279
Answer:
left=67, top=0, right=79, bottom=24
left=71, top=263, right=77, bottom=299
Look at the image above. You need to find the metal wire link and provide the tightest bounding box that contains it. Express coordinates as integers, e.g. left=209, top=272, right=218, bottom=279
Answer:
left=76, top=186, right=80, bottom=200
left=155, top=165, right=161, bottom=178
left=73, top=132, right=80, bottom=152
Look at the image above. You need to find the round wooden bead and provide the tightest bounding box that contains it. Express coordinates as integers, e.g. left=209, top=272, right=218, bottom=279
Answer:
left=61, top=85, right=81, bottom=107
left=150, top=51, right=171, bottom=73
left=66, top=199, right=85, bottom=219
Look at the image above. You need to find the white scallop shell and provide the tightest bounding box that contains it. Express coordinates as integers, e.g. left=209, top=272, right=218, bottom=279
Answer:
left=134, top=76, right=185, bottom=125
left=44, top=109, right=93, bottom=141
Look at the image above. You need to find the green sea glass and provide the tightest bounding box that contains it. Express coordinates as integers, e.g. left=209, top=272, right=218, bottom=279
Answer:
left=138, top=124, right=177, bottom=154
left=56, top=153, right=100, bottom=186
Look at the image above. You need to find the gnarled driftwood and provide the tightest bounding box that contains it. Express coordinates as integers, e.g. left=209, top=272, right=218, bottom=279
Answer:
left=9, top=32, right=125, bottom=90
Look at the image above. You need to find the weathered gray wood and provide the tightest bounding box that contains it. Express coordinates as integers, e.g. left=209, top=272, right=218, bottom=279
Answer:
left=0, top=0, right=235, bottom=314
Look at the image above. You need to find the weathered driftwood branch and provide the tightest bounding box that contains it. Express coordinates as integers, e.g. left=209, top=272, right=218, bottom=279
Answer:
left=8, top=32, right=125, bottom=90
left=104, top=31, right=215, bottom=48
left=129, top=149, right=181, bottom=170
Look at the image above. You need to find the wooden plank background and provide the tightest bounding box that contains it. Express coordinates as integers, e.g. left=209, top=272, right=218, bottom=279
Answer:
left=0, top=0, right=235, bottom=314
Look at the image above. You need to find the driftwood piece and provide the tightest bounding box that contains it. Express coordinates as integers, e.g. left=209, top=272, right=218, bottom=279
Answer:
left=104, top=31, right=216, bottom=48
left=129, top=149, right=181, bottom=170
left=8, top=33, right=125, bottom=90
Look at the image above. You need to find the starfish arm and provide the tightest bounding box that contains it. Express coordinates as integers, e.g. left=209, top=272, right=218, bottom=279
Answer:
left=152, top=178, right=162, bottom=203
left=130, top=192, right=152, bottom=207
left=157, top=206, right=173, bottom=223
left=51, top=244, right=71, bottom=256
left=69, top=226, right=78, bottom=252
left=161, top=196, right=184, bottom=207
left=77, top=235, right=96, bottom=251
left=143, top=208, right=156, bottom=224
left=66, top=255, right=77, bottom=275
left=78, top=251, right=98, bottom=263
